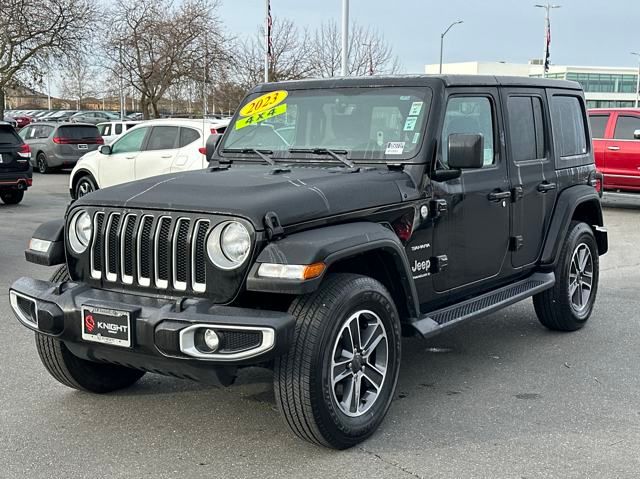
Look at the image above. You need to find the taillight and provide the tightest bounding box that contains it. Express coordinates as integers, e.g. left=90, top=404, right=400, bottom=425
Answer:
left=198, top=147, right=207, bottom=156
left=210, top=128, right=218, bottom=134
left=53, top=137, right=68, bottom=144
left=96, top=137, right=105, bottom=144
left=17, top=143, right=31, bottom=159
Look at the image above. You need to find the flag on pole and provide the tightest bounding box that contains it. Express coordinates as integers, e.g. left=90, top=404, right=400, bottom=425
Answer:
left=267, top=0, right=273, bottom=61
left=543, top=16, right=551, bottom=73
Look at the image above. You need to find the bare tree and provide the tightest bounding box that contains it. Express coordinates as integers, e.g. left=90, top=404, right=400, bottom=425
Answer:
left=57, top=53, right=98, bottom=110
left=310, top=20, right=400, bottom=77
left=0, top=0, right=96, bottom=116
left=232, top=18, right=314, bottom=90
left=105, top=0, right=228, bottom=119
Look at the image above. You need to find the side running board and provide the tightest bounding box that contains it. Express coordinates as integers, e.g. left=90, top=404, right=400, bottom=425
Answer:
left=411, top=272, right=555, bottom=338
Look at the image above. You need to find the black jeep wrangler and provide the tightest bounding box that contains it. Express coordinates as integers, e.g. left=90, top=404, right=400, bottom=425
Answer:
left=10, top=75, right=607, bottom=449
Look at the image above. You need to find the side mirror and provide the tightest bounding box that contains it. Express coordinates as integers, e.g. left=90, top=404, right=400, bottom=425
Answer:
left=206, top=133, right=223, bottom=161
left=99, top=145, right=111, bottom=155
left=634, top=129, right=640, bottom=140
left=447, top=133, right=484, bottom=170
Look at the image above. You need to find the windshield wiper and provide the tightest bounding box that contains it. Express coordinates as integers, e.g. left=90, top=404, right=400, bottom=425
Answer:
left=222, top=148, right=276, bottom=166
left=288, top=148, right=356, bottom=169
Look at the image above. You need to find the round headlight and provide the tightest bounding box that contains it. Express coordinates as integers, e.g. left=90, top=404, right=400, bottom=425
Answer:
left=206, top=221, right=251, bottom=270
left=68, top=210, right=93, bottom=254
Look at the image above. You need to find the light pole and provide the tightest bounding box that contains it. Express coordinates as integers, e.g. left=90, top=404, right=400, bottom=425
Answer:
left=439, top=20, right=463, bottom=74
left=535, top=3, right=561, bottom=78
left=341, top=0, right=349, bottom=76
left=632, top=52, right=640, bottom=108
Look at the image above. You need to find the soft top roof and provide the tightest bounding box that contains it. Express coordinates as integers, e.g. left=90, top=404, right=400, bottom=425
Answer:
left=252, top=74, right=582, bottom=93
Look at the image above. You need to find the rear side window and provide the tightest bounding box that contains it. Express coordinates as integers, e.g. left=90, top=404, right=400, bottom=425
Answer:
left=613, top=115, right=640, bottom=140
left=507, top=96, right=546, bottom=162
left=179, top=127, right=200, bottom=147
left=57, top=125, right=100, bottom=140
left=588, top=115, right=609, bottom=139
left=146, top=126, right=179, bottom=150
left=0, top=127, right=20, bottom=144
left=114, top=124, right=123, bottom=135
left=550, top=96, right=588, bottom=158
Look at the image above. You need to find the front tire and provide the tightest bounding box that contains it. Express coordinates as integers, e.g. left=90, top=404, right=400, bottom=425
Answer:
left=274, top=274, right=401, bottom=449
left=74, top=174, right=98, bottom=198
left=0, top=190, right=24, bottom=204
left=534, top=221, right=599, bottom=331
left=35, top=266, right=145, bottom=393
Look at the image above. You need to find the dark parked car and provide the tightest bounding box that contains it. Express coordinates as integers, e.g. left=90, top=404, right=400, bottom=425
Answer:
left=19, top=122, right=103, bottom=173
left=0, top=123, right=32, bottom=204
left=10, top=75, right=607, bottom=449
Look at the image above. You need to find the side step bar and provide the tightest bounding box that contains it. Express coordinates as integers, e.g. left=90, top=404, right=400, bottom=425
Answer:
left=411, top=272, right=555, bottom=338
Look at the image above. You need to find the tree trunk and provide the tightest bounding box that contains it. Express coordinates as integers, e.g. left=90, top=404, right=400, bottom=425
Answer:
left=151, top=99, right=160, bottom=119
left=140, top=96, right=150, bottom=120
left=0, top=87, right=5, bottom=119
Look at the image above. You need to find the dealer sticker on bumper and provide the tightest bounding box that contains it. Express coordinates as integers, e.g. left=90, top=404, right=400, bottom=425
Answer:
left=81, top=305, right=131, bottom=348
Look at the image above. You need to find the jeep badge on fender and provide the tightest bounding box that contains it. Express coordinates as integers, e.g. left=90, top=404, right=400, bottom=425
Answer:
left=9, top=75, right=607, bottom=449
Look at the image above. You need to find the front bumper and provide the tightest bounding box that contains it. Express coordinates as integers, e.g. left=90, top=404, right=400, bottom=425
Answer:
left=9, top=277, right=294, bottom=381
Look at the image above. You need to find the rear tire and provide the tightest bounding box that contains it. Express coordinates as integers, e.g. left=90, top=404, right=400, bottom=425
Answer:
left=533, top=221, right=599, bottom=331
left=0, top=190, right=24, bottom=204
left=35, top=265, right=145, bottom=393
left=37, top=153, right=50, bottom=174
left=274, top=274, right=401, bottom=449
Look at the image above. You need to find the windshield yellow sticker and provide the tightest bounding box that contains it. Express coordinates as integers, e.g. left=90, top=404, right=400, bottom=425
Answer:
left=239, top=90, right=288, bottom=117
left=235, top=103, right=288, bottom=130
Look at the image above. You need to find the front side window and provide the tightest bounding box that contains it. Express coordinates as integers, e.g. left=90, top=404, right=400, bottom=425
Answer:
left=99, top=124, right=111, bottom=136
left=588, top=114, right=609, bottom=139
left=145, top=126, right=179, bottom=151
left=550, top=95, right=588, bottom=158
left=111, top=127, right=148, bottom=154
left=441, top=96, right=495, bottom=167
left=114, top=124, right=123, bottom=135
left=222, top=87, right=431, bottom=162
left=613, top=115, right=640, bottom=140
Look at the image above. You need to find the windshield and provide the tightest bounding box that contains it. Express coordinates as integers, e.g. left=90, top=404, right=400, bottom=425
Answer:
left=221, top=87, right=431, bottom=162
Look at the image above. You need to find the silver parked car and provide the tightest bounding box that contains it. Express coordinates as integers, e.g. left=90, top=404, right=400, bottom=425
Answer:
left=18, top=122, right=103, bottom=174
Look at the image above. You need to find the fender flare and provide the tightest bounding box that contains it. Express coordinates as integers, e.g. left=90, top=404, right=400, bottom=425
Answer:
left=540, top=184, right=606, bottom=267
left=24, top=219, right=66, bottom=266
left=246, top=222, right=420, bottom=318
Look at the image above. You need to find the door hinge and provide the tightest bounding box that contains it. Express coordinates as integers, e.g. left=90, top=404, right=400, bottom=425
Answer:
left=429, top=199, right=448, bottom=218
left=510, top=235, right=524, bottom=251
left=512, top=186, right=523, bottom=202
left=263, top=211, right=285, bottom=240
left=430, top=255, right=448, bottom=273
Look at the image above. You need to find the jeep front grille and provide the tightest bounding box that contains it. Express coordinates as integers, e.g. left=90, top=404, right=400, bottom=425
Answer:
left=90, top=211, right=210, bottom=293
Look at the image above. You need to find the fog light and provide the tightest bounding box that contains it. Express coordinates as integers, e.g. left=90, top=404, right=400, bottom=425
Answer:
left=203, top=329, right=220, bottom=352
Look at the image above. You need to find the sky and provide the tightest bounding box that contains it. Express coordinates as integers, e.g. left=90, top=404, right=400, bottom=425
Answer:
left=218, top=0, right=640, bottom=73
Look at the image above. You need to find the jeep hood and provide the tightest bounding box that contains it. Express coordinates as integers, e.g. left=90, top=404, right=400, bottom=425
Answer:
left=75, top=164, right=418, bottom=229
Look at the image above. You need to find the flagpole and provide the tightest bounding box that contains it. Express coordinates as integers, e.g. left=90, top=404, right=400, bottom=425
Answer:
left=341, top=0, right=349, bottom=76
left=535, top=4, right=561, bottom=78
left=264, top=0, right=270, bottom=83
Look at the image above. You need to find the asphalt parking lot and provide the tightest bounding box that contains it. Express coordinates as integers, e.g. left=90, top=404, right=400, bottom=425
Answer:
left=1, top=173, right=639, bottom=479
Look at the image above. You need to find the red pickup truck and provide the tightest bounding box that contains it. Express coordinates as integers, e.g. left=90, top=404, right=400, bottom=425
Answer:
left=589, top=108, right=640, bottom=192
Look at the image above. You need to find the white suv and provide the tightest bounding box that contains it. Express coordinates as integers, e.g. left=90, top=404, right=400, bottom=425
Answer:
left=69, top=118, right=229, bottom=198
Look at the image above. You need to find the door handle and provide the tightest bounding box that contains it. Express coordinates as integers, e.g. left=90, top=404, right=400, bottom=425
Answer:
left=607, top=146, right=620, bottom=151
left=537, top=182, right=557, bottom=193
left=160, top=154, right=172, bottom=158
left=487, top=190, right=511, bottom=202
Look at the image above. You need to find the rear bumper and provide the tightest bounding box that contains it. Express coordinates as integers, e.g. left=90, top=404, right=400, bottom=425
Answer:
left=0, top=169, right=32, bottom=191
left=9, top=277, right=295, bottom=380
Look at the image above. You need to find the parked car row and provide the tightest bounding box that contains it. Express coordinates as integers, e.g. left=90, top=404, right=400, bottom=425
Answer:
left=3, top=109, right=142, bottom=129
